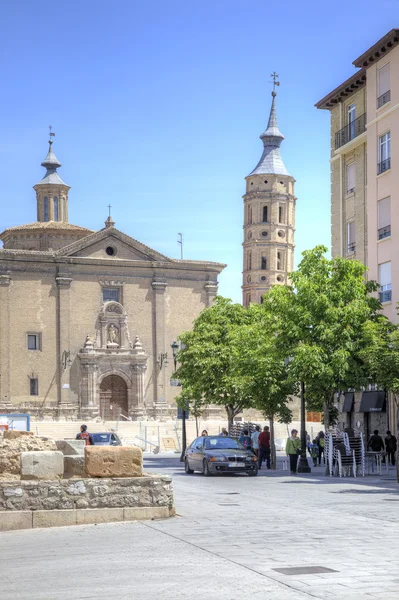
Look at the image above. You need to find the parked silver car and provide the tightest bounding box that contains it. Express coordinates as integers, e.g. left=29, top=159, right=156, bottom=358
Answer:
left=185, top=436, right=258, bottom=476
left=91, top=432, right=122, bottom=446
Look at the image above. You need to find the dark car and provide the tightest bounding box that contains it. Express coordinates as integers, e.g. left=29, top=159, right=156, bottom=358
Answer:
left=91, top=432, right=122, bottom=446
left=185, top=435, right=258, bottom=476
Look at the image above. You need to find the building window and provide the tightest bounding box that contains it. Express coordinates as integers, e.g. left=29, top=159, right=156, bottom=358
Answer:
left=347, top=104, right=356, bottom=140
left=277, top=251, right=281, bottom=271
left=102, top=288, right=120, bottom=303
left=44, top=197, right=49, bottom=222
left=346, top=163, right=356, bottom=193
left=53, top=197, right=59, bottom=221
left=27, top=334, right=41, bottom=351
left=378, top=197, right=391, bottom=239
left=347, top=222, right=356, bottom=254
left=278, top=205, right=285, bottom=224
left=30, top=378, right=39, bottom=396
left=378, top=132, right=391, bottom=174
left=247, top=252, right=252, bottom=271
left=248, top=206, right=252, bottom=225
left=261, top=256, right=267, bottom=270
left=379, top=261, right=392, bottom=303
left=262, top=206, right=268, bottom=222
left=246, top=293, right=251, bottom=307
left=377, top=63, right=390, bottom=108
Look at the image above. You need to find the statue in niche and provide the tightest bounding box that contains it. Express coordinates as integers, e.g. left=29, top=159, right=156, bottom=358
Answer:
left=107, top=324, right=119, bottom=347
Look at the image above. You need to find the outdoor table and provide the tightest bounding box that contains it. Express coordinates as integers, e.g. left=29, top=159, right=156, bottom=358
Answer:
left=365, top=451, right=388, bottom=475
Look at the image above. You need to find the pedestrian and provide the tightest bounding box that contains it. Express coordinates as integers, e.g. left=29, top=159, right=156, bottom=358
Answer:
left=385, top=431, right=397, bottom=466
left=316, top=431, right=325, bottom=465
left=367, top=429, right=384, bottom=452
left=219, top=427, right=229, bottom=437
left=311, top=439, right=319, bottom=467
left=258, top=426, right=271, bottom=469
left=305, top=431, right=312, bottom=456
left=201, top=430, right=208, bottom=436
left=76, top=424, right=93, bottom=445
left=239, top=429, right=252, bottom=450
left=251, top=425, right=261, bottom=457
left=286, top=429, right=301, bottom=474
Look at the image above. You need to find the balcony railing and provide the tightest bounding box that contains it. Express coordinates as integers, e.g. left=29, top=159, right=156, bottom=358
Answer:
left=347, top=242, right=356, bottom=254
left=378, top=90, right=391, bottom=108
left=380, top=290, right=392, bottom=303
left=335, top=113, right=366, bottom=149
left=378, top=158, right=391, bottom=175
left=378, top=225, right=391, bottom=240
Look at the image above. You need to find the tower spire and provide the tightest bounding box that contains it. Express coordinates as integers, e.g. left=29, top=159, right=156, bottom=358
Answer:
left=36, top=129, right=67, bottom=186
left=248, top=74, right=290, bottom=177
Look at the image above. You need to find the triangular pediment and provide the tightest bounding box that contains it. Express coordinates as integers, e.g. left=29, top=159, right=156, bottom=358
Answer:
left=56, top=227, right=171, bottom=262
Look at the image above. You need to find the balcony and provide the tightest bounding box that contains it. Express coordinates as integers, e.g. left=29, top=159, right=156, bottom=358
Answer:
left=335, top=113, right=366, bottom=150
left=378, top=90, right=391, bottom=108
left=378, top=158, right=391, bottom=175
left=347, top=242, right=356, bottom=254
left=378, top=225, right=391, bottom=240
left=380, top=289, right=392, bottom=303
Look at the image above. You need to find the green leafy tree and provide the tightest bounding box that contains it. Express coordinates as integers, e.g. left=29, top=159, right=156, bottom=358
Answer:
left=174, top=297, right=252, bottom=430
left=232, top=303, right=296, bottom=468
left=262, top=246, right=381, bottom=431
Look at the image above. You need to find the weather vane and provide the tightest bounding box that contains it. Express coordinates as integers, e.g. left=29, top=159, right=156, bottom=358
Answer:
left=48, top=125, right=55, bottom=142
left=270, top=72, right=280, bottom=96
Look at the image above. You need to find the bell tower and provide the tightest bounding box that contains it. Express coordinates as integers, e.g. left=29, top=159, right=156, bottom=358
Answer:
left=242, top=74, right=296, bottom=306
left=33, top=128, right=70, bottom=223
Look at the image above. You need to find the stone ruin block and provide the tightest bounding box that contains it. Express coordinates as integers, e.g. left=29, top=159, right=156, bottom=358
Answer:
left=3, top=431, right=34, bottom=441
left=85, top=446, right=143, bottom=478
left=21, top=451, right=64, bottom=480
left=56, top=440, right=86, bottom=456
left=64, top=455, right=86, bottom=477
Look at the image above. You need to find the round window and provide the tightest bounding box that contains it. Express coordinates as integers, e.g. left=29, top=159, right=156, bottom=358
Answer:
left=260, top=276, right=267, bottom=282
left=261, top=231, right=268, bottom=238
left=105, top=246, right=116, bottom=256
left=277, top=230, right=285, bottom=238
left=247, top=275, right=251, bottom=283
left=276, top=275, right=283, bottom=282
left=264, top=180, right=268, bottom=184
left=248, top=231, right=252, bottom=240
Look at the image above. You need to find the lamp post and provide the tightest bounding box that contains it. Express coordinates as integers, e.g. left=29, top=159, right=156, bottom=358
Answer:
left=297, top=381, right=311, bottom=473
left=170, top=341, right=187, bottom=462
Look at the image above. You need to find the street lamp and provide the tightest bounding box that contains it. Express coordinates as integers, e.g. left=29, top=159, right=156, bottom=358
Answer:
left=297, top=381, right=311, bottom=473
left=171, top=340, right=179, bottom=370
left=170, top=340, right=188, bottom=462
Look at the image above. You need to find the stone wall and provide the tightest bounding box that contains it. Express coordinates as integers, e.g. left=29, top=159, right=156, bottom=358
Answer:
left=0, top=475, right=173, bottom=512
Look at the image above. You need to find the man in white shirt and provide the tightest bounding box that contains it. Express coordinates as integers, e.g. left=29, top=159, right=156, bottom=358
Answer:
left=251, top=425, right=261, bottom=457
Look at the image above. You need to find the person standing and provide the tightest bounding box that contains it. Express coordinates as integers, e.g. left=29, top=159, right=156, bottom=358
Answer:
left=258, top=426, right=271, bottom=469
left=239, top=429, right=252, bottom=450
left=316, top=431, right=325, bottom=465
left=201, top=430, right=208, bottom=436
left=251, top=425, right=261, bottom=457
left=367, top=430, right=384, bottom=452
left=286, top=429, right=301, bottom=474
left=219, top=427, right=229, bottom=437
left=76, top=424, right=93, bottom=445
left=385, top=431, right=397, bottom=466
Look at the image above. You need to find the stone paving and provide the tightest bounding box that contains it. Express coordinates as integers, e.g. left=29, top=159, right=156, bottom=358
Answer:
left=0, top=454, right=398, bottom=599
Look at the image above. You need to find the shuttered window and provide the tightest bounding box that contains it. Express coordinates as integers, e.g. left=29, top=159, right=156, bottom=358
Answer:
left=346, top=163, right=356, bottom=193
left=378, top=197, right=390, bottom=229
left=378, top=63, right=390, bottom=97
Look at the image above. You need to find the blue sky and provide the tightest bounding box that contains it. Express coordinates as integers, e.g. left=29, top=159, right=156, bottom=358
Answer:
left=0, top=1, right=397, bottom=302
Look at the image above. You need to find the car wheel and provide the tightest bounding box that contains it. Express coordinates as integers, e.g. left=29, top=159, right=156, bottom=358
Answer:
left=185, top=459, right=194, bottom=474
left=203, top=459, right=212, bottom=476
left=248, top=466, right=259, bottom=477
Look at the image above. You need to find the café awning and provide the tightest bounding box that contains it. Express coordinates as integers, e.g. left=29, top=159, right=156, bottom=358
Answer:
left=342, top=392, right=354, bottom=412
left=359, top=391, right=386, bottom=413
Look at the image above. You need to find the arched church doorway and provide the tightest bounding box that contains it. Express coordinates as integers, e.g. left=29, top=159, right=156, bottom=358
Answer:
left=99, top=375, right=128, bottom=420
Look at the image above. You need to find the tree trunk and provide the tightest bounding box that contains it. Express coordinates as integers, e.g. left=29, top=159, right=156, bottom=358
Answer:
left=269, top=414, right=276, bottom=470
left=323, top=399, right=330, bottom=431
left=225, top=404, right=235, bottom=432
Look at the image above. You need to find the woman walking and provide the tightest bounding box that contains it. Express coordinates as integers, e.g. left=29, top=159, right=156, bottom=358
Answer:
left=286, top=429, right=301, bottom=474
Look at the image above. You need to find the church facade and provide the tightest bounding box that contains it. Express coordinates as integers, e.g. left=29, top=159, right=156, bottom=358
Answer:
left=242, top=85, right=296, bottom=305
left=0, top=141, right=225, bottom=420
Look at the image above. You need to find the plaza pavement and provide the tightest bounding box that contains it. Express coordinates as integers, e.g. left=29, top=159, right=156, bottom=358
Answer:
left=0, top=454, right=398, bottom=600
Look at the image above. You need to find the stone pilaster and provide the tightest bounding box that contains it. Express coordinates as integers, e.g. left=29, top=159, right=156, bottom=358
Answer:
left=204, top=281, right=218, bottom=307
left=130, top=336, right=147, bottom=419
left=152, top=279, right=168, bottom=416
left=55, top=272, right=72, bottom=407
left=0, top=272, right=11, bottom=406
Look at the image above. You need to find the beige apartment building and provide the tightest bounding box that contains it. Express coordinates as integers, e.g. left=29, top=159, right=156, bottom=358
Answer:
left=0, top=139, right=225, bottom=420
left=316, top=29, right=399, bottom=435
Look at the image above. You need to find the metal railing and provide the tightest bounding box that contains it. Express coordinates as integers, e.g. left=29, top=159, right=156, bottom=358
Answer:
left=378, top=90, right=390, bottom=108
left=335, top=113, right=366, bottom=149
left=378, top=158, right=391, bottom=175
left=347, top=242, right=356, bottom=254
left=378, top=225, right=391, bottom=240
left=380, top=289, right=392, bottom=303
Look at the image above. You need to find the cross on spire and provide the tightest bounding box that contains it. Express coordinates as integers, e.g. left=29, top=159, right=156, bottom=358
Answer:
left=107, top=204, right=112, bottom=217
left=48, top=125, right=55, bottom=142
left=270, top=72, right=280, bottom=96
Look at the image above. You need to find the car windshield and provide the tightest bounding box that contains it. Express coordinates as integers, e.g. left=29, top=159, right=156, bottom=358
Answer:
left=203, top=437, right=243, bottom=450
left=92, top=433, right=111, bottom=442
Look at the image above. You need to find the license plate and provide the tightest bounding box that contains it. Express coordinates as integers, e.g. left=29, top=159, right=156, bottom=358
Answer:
left=228, top=462, right=245, bottom=467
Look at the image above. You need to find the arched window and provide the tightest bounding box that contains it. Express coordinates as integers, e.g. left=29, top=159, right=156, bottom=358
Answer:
left=279, top=205, right=284, bottom=223
left=261, top=256, right=267, bottom=270
left=262, top=206, right=268, bottom=222
left=43, top=197, right=49, bottom=222
left=53, top=196, right=59, bottom=221
left=248, top=206, right=252, bottom=225
left=277, top=251, right=281, bottom=271
left=248, top=252, right=252, bottom=271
